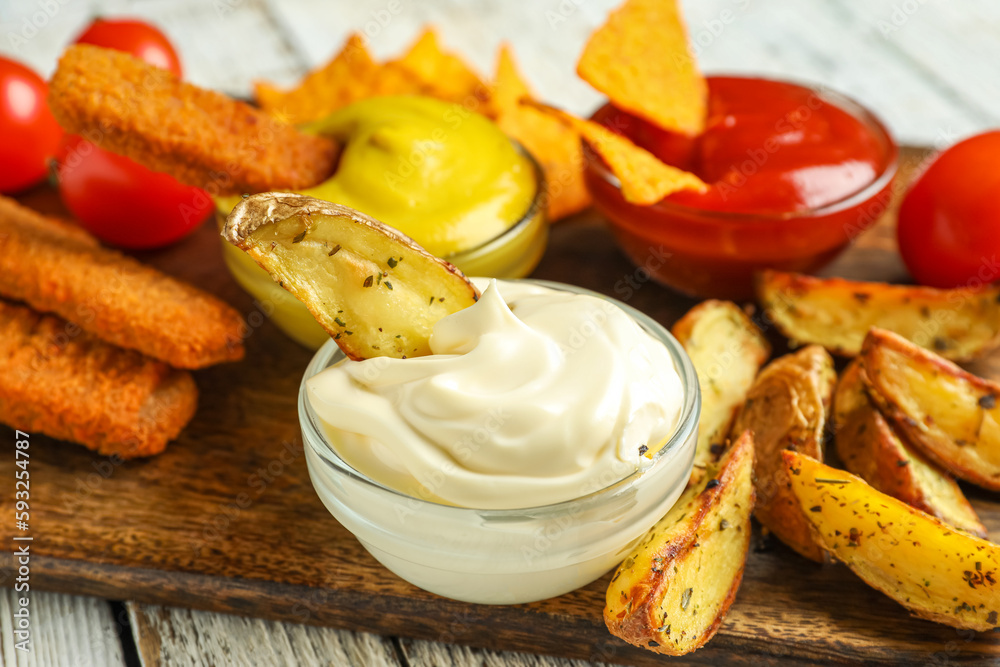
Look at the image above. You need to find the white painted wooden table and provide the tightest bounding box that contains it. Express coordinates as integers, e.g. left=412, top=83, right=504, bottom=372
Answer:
left=2, top=1, right=999, bottom=665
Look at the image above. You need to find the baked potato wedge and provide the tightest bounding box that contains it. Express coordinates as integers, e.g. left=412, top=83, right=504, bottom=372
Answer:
left=731, top=345, right=835, bottom=562
left=834, top=359, right=986, bottom=537
left=224, top=193, right=479, bottom=360
left=783, top=450, right=1000, bottom=631
left=605, top=431, right=755, bottom=655
left=757, top=270, right=1000, bottom=361
left=861, top=327, right=1000, bottom=491
left=672, top=300, right=770, bottom=485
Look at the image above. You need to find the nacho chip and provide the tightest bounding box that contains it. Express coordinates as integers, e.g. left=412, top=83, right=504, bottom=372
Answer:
left=501, top=108, right=591, bottom=220
left=395, top=28, right=487, bottom=104
left=252, top=32, right=592, bottom=218
left=525, top=101, right=707, bottom=206
left=490, top=43, right=532, bottom=117
left=577, top=0, right=707, bottom=135
left=367, top=61, right=436, bottom=98
left=255, top=33, right=378, bottom=125
left=491, top=45, right=591, bottom=221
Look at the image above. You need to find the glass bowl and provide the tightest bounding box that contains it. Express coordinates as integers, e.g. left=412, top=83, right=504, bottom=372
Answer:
left=217, top=143, right=548, bottom=350
left=585, top=76, right=899, bottom=300
left=299, top=279, right=700, bottom=604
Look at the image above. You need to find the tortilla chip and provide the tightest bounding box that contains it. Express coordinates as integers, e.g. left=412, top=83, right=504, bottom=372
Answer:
left=367, top=61, right=436, bottom=98
left=489, top=43, right=532, bottom=117
left=395, top=28, right=487, bottom=104
left=577, top=0, right=706, bottom=135
left=501, top=107, right=592, bottom=221
left=490, top=45, right=590, bottom=221
left=525, top=101, right=707, bottom=206
left=253, top=32, right=592, bottom=217
left=255, top=28, right=491, bottom=124
left=255, top=33, right=378, bottom=124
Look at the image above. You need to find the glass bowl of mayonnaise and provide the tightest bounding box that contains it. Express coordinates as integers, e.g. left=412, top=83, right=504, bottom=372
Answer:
left=299, top=278, right=699, bottom=604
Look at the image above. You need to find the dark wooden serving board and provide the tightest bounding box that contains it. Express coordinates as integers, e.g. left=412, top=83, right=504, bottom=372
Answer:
left=3, top=147, right=1000, bottom=666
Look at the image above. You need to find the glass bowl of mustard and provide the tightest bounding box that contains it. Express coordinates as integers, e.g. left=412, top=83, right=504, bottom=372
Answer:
left=299, top=279, right=700, bottom=605
left=216, top=96, right=548, bottom=349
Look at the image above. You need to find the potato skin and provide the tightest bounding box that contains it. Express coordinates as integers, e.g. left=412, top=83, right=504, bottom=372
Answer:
left=605, top=431, right=755, bottom=655
left=671, top=300, right=769, bottom=486
left=732, top=345, right=834, bottom=562
left=225, top=193, right=479, bottom=360
left=834, top=359, right=987, bottom=537
left=861, top=328, right=1000, bottom=491
left=783, top=450, right=1000, bottom=631
left=756, top=270, right=1000, bottom=361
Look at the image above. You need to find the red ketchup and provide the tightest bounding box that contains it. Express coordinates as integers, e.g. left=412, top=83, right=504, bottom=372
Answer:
left=594, top=77, right=886, bottom=214
left=586, top=76, right=896, bottom=300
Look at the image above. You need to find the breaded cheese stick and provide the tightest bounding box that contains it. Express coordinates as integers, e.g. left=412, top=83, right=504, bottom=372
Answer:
left=48, top=44, right=338, bottom=195
left=0, top=300, right=198, bottom=458
left=0, top=196, right=245, bottom=369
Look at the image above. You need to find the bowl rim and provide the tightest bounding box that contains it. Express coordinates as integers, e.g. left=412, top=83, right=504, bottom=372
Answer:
left=298, top=278, right=701, bottom=516
left=586, top=73, right=900, bottom=222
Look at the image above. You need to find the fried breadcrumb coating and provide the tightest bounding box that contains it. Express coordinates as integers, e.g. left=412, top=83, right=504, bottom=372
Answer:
left=48, top=44, right=338, bottom=195
left=0, top=196, right=246, bottom=369
left=0, top=300, right=198, bottom=458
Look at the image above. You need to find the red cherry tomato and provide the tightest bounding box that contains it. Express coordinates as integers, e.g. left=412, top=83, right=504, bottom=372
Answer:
left=897, top=131, right=1000, bottom=288
left=73, top=18, right=182, bottom=75
left=61, top=18, right=204, bottom=248
left=55, top=134, right=212, bottom=249
left=0, top=57, right=62, bottom=193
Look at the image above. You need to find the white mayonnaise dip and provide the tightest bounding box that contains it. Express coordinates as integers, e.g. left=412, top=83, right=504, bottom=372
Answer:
left=306, top=278, right=684, bottom=509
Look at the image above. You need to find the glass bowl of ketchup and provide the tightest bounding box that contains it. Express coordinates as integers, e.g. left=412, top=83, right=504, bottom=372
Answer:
left=585, top=76, right=898, bottom=300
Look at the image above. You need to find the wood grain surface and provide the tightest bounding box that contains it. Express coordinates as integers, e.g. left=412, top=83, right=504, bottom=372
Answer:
left=129, top=603, right=401, bottom=667
left=0, top=589, right=125, bottom=667
left=128, top=601, right=616, bottom=667
left=3, top=147, right=1000, bottom=666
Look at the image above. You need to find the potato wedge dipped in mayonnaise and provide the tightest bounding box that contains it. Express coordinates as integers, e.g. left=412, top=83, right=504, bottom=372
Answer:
left=224, top=193, right=479, bottom=360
